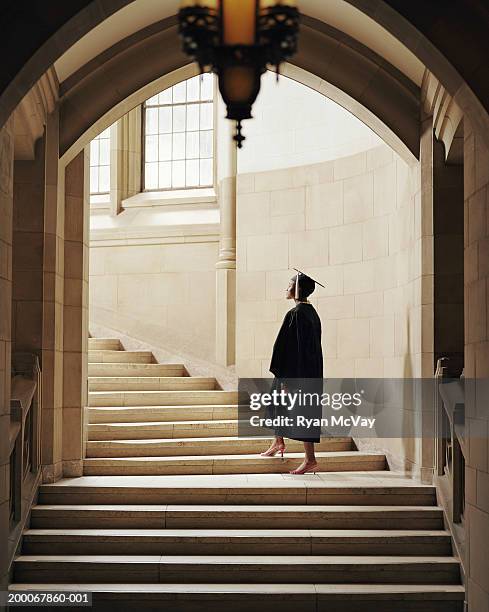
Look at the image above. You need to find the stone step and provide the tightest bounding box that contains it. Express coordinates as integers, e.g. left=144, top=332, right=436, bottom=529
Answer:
left=7, top=583, right=466, bottom=612
left=88, top=405, right=237, bottom=424
left=30, top=504, right=445, bottom=530
left=13, top=555, right=461, bottom=584
left=88, top=338, right=122, bottom=351
left=88, top=419, right=240, bottom=440
left=83, top=451, right=386, bottom=476
left=85, top=437, right=354, bottom=457
left=39, top=474, right=437, bottom=506
left=88, top=363, right=186, bottom=377
left=88, top=377, right=217, bottom=392
left=14, top=337, right=464, bottom=606
left=89, top=350, right=154, bottom=364
left=22, top=529, right=452, bottom=556
left=88, top=390, right=238, bottom=407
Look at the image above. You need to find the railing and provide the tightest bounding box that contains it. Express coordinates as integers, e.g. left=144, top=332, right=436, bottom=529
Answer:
left=435, top=356, right=465, bottom=523
left=9, top=353, right=41, bottom=526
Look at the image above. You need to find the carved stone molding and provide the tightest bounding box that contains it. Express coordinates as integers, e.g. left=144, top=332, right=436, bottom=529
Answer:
left=421, top=69, right=464, bottom=164
left=13, top=67, right=58, bottom=160
left=58, top=18, right=420, bottom=161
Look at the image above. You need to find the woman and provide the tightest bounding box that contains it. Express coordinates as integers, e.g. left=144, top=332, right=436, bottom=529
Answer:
left=261, top=269, right=324, bottom=475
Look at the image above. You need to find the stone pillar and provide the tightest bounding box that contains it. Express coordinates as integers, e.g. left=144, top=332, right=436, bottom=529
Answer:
left=416, top=113, right=465, bottom=486
left=463, top=118, right=489, bottom=611
left=414, top=114, right=436, bottom=483
left=41, top=108, right=64, bottom=483
left=12, top=123, right=65, bottom=486
left=110, top=107, right=142, bottom=215
left=215, top=120, right=237, bottom=366
left=419, top=114, right=435, bottom=374
left=62, top=149, right=89, bottom=477
left=0, top=117, right=14, bottom=589
left=432, top=136, right=464, bottom=372
left=12, top=137, right=46, bottom=357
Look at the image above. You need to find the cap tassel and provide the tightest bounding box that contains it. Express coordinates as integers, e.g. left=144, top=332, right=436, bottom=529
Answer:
left=295, top=273, right=300, bottom=300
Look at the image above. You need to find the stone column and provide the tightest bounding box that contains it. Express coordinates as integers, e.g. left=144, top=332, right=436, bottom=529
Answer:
left=110, top=107, right=142, bottom=215
left=215, top=117, right=237, bottom=366
left=62, top=149, right=90, bottom=477
left=12, top=137, right=46, bottom=357
left=0, top=117, right=14, bottom=589
left=432, top=135, right=464, bottom=371
left=41, top=108, right=65, bottom=482
left=418, top=115, right=464, bottom=483
left=12, top=128, right=64, bottom=484
left=464, top=118, right=489, bottom=611
left=417, top=115, right=437, bottom=483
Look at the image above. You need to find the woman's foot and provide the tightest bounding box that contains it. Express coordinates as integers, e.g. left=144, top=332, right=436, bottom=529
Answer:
left=260, top=441, right=286, bottom=457
left=289, top=459, right=319, bottom=474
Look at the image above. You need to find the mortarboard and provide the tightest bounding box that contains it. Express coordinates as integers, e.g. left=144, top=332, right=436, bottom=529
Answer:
left=292, top=268, right=326, bottom=300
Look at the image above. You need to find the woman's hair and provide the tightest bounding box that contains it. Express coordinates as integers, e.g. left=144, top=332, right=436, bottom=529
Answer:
left=292, top=274, right=315, bottom=299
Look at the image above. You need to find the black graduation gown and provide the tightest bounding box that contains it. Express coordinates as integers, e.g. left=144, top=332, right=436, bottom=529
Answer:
left=268, top=302, right=323, bottom=442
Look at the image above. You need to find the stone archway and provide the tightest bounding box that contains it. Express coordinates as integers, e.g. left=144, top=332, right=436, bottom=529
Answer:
left=1, top=0, right=479, bottom=511
left=2, top=4, right=489, bottom=608
left=1, top=0, right=489, bottom=147
left=56, top=17, right=420, bottom=164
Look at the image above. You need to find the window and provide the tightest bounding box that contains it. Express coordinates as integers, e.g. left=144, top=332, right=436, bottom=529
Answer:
left=89, top=128, right=111, bottom=197
left=143, top=73, right=214, bottom=191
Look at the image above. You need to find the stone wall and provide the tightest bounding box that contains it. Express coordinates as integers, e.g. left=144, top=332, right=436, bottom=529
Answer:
left=237, top=143, right=426, bottom=376
left=62, top=151, right=89, bottom=477
left=40, top=109, right=65, bottom=483
left=238, top=71, right=382, bottom=174
left=464, top=118, right=489, bottom=611
left=12, top=138, right=45, bottom=357
left=0, top=117, right=14, bottom=589
left=89, top=232, right=219, bottom=363
left=236, top=143, right=433, bottom=474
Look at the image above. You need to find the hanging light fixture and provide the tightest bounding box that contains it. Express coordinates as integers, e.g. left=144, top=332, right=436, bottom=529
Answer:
left=178, top=0, right=300, bottom=148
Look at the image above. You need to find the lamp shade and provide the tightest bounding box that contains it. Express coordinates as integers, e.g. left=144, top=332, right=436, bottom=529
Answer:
left=222, top=0, right=257, bottom=45
left=180, top=0, right=218, bottom=6
left=218, top=65, right=260, bottom=120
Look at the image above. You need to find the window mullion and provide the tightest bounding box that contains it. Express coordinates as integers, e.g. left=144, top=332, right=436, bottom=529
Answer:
left=142, top=74, right=214, bottom=192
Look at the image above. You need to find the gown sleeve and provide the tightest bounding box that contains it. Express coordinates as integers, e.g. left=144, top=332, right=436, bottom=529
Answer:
left=269, top=310, right=293, bottom=377
left=270, top=308, right=315, bottom=378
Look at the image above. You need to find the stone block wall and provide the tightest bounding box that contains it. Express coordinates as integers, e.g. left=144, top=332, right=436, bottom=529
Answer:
left=236, top=144, right=426, bottom=379
left=11, top=141, right=46, bottom=357
left=62, top=150, right=89, bottom=477
left=236, top=143, right=432, bottom=475
left=40, top=109, right=65, bottom=483
left=237, top=70, right=382, bottom=173
left=89, top=238, right=219, bottom=363
left=464, top=118, right=489, bottom=611
left=0, top=117, right=14, bottom=589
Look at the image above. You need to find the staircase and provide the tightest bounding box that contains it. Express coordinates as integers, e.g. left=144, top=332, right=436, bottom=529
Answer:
left=10, top=337, right=465, bottom=610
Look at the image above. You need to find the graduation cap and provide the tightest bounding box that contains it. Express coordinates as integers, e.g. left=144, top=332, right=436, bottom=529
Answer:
left=292, top=268, right=326, bottom=300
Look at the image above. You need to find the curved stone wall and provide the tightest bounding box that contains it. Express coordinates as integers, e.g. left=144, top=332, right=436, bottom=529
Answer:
left=238, top=71, right=383, bottom=174
left=236, top=142, right=427, bottom=380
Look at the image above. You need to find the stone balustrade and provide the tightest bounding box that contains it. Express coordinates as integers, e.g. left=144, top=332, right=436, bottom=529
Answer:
left=8, top=353, right=42, bottom=578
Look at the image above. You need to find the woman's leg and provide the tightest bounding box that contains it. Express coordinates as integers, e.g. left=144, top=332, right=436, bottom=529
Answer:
left=304, top=441, right=316, bottom=463
left=260, top=435, right=286, bottom=456
left=289, top=441, right=319, bottom=474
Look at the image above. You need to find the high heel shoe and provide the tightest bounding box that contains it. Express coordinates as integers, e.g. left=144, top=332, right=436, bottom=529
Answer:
left=260, top=444, right=286, bottom=458
left=289, top=461, right=319, bottom=475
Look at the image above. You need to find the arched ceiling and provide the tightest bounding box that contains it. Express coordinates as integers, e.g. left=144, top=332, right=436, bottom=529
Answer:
left=54, top=0, right=424, bottom=86
left=57, top=14, right=420, bottom=163
left=2, top=0, right=488, bottom=161
left=2, top=0, right=489, bottom=147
